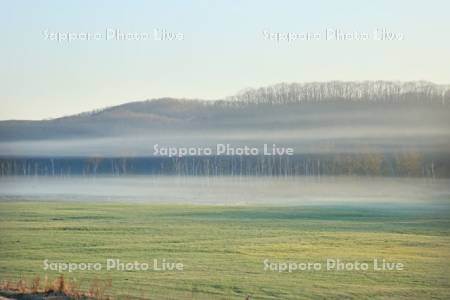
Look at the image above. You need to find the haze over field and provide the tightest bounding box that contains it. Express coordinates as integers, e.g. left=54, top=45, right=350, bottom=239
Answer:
left=1, top=176, right=449, bottom=205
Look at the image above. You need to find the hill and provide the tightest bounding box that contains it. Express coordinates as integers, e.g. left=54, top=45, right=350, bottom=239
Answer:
left=0, top=81, right=449, bottom=156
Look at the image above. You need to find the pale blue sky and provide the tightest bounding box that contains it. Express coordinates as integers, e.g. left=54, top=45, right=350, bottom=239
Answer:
left=1, top=0, right=449, bottom=120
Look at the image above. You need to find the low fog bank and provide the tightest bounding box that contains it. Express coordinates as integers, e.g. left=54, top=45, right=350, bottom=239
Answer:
left=1, top=176, right=449, bottom=205
left=0, top=128, right=449, bottom=157
left=0, top=96, right=449, bottom=157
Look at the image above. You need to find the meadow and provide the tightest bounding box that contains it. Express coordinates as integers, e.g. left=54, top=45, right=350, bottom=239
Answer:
left=0, top=201, right=449, bottom=299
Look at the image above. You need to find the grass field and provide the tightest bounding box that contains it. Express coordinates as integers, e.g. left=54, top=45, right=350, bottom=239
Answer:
left=1, top=201, right=449, bottom=299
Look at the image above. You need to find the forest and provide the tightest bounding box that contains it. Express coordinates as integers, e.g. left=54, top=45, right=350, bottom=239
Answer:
left=1, top=81, right=449, bottom=176
left=1, top=152, right=449, bottom=178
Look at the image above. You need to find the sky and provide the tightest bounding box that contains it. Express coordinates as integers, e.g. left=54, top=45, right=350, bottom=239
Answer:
left=0, top=0, right=449, bottom=120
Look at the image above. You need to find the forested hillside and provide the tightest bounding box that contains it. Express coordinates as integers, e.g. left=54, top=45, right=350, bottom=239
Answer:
left=0, top=81, right=449, bottom=177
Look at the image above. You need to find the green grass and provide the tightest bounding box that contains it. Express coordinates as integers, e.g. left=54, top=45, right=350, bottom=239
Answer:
left=1, top=201, right=449, bottom=299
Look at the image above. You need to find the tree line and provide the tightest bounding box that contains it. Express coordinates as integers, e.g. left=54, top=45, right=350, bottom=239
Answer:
left=0, top=152, right=448, bottom=178
left=224, top=81, right=450, bottom=106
